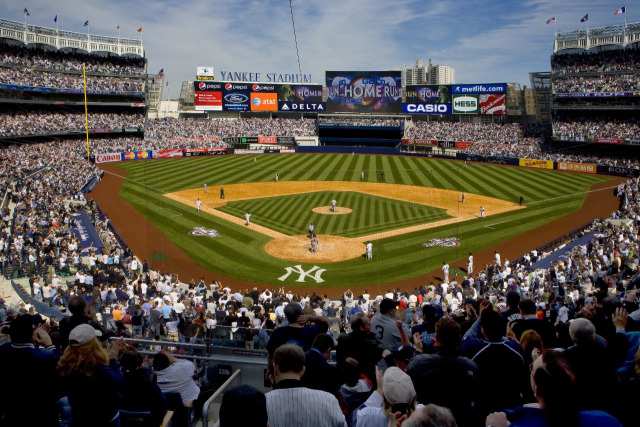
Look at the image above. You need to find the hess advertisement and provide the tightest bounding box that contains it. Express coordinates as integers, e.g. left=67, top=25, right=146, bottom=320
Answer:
left=403, top=85, right=451, bottom=114
left=326, top=71, right=402, bottom=113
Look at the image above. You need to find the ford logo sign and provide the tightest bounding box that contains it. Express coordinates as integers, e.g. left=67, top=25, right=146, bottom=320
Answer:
left=224, top=93, right=248, bottom=103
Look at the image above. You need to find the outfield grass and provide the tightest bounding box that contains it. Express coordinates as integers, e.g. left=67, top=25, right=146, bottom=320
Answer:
left=217, top=191, right=451, bottom=238
left=115, top=153, right=610, bottom=287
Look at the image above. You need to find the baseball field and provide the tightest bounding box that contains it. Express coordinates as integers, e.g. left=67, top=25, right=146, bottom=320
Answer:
left=90, top=153, right=623, bottom=292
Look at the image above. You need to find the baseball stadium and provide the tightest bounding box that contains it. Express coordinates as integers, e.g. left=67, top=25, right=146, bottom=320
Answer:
left=1, top=6, right=639, bottom=427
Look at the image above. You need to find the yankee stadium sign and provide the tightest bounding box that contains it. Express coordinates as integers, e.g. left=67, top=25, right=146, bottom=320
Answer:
left=219, top=70, right=312, bottom=83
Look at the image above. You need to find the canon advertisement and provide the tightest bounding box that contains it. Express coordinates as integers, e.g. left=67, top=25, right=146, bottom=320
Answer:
left=326, top=71, right=402, bottom=113
left=403, top=85, right=451, bottom=114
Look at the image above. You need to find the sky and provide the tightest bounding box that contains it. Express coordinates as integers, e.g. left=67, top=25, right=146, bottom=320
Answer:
left=3, top=1, right=636, bottom=98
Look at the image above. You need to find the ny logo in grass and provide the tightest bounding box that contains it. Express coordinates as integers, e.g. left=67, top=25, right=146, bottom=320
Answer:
left=278, top=265, right=326, bottom=283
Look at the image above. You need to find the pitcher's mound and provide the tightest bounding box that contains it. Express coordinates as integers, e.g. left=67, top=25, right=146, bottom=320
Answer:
left=312, top=206, right=353, bottom=215
left=265, top=234, right=364, bottom=263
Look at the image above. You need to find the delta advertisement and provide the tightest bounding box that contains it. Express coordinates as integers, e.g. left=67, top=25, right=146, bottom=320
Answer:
left=277, top=84, right=325, bottom=111
left=326, top=71, right=402, bottom=113
left=519, top=158, right=554, bottom=169
left=403, top=85, right=451, bottom=114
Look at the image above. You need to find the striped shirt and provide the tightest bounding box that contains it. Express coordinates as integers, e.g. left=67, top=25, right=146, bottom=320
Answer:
left=266, top=382, right=347, bottom=427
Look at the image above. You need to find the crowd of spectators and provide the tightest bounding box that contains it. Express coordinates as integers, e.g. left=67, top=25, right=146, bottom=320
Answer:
left=1, top=135, right=640, bottom=425
left=0, top=43, right=146, bottom=75
left=319, top=117, right=404, bottom=127
left=551, top=49, right=640, bottom=74
left=0, top=67, right=144, bottom=92
left=405, top=121, right=547, bottom=145
left=554, top=116, right=640, bottom=141
left=0, top=111, right=144, bottom=136
left=144, top=117, right=317, bottom=139
left=553, top=73, right=640, bottom=93
left=89, top=136, right=230, bottom=154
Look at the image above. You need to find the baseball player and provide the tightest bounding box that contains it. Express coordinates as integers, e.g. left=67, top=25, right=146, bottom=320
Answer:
left=331, top=199, right=337, bottom=212
left=244, top=212, right=251, bottom=226
left=204, top=183, right=208, bottom=193
left=220, top=187, right=225, bottom=199
left=366, top=241, right=373, bottom=260
left=196, top=199, right=202, bottom=211
left=380, top=171, right=385, bottom=180
left=519, top=195, right=524, bottom=206
left=310, top=234, right=318, bottom=253
left=360, top=170, right=364, bottom=180
left=308, top=223, right=314, bottom=238
left=442, top=261, right=449, bottom=284
left=275, top=173, right=279, bottom=182
left=494, top=250, right=501, bottom=267
left=480, top=205, right=485, bottom=219
left=461, top=192, right=465, bottom=203
left=467, top=252, right=474, bottom=275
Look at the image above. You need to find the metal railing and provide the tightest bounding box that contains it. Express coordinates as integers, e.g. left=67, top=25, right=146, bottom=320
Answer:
left=202, top=369, right=242, bottom=426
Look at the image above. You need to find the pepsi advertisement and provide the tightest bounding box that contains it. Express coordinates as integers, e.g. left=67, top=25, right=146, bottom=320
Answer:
left=403, top=85, right=452, bottom=114
left=326, top=71, right=402, bottom=113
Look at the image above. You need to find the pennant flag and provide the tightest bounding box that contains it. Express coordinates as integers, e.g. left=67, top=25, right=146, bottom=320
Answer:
left=615, top=7, right=626, bottom=15
left=158, top=68, right=164, bottom=76
left=137, top=27, right=142, bottom=32
left=84, top=20, right=89, bottom=27
left=546, top=17, right=556, bottom=24
left=23, top=8, right=30, bottom=16
left=580, top=14, right=588, bottom=22
left=54, top=15, right=58, bottom=23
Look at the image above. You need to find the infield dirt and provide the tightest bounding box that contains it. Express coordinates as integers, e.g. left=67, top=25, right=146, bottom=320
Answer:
left=165, top=181, right=522, bottom=263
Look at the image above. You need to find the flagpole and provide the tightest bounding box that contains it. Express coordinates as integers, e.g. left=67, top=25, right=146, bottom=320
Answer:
left=87, top=24, right=90, bottom=52
left=83, top=65, right=90, bottom=160
left=24, top=12, right=27, bottom=44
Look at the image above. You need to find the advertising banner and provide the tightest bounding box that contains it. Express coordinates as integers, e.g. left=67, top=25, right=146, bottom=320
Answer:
left=402, top=139, right=438, bottom=145
left=554, top=92, right=636, bottom=98
left=452, top=94, right=478, bottom=114
left=278, top=101, right=326, bottom=111
left=183, top=147, right=227, bottom=157
left=223, top=92, right=250, bottom=111
left=95, top=153, right=122, bottom=163
left=599, top=165, right=640, bottom=177
left=196, top=66, right=214, bottom=80
left=153, top=149, right=184, bottom=159
left=258, top=136, right=278, bottom=144
left=223, top=137, right=259, bottom=144
left=72, top=212, right=105, bottom=252
left=326, top=71, right=402, bottom=113
left=595, top=138, right=622, bottom=144
left=452, top=83, right=506, bottom=94
left=455, top=141, right=473, bottom=149
left=557, top=162, right=596, bottom=174
left=235, top=149, right=263, bottom=155
left=403, top=85, right=451, bottom=114
left=194, top=81, right=223, bottom=111
left=519, top=158, right=554, bottom=169
left=277, top=136, right=296, bottom=144
left=250, top=93, right=278, bottom=111
left=479, top=94, right=506, bottom=115
left=123, top=151, right=151, bottom=161
left=277, top=83, right=324, bottom=111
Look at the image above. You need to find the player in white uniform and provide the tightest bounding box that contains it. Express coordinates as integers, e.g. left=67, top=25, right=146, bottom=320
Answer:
left=308, top=223, right=314, bottom=238
left=442, top=261, right=450, bottom=284
left=494, top=250, right=501, bottom=267
left=480, top=205, right=485, bottom=218
left=331, top=199, right=337, bottom=212
left=366, top=241, right=373, bottom=260
left=275, top=173, right=279, bottom=182
left=244, top=212, right=251, bottom=226
left=467, top=252, right=474, bottom=275
left=204, top=183, right=208, bottom=193
left=360, top=170, right=364, bottom=180
left=196, top=199, right=202, bottom=211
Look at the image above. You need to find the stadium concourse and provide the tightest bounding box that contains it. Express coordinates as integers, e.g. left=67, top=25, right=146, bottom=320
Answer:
left=2, top=18, right=640, bottom=427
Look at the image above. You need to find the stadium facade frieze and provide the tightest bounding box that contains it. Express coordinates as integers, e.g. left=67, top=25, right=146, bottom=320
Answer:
left=219, top=70, right=313, bottom=83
